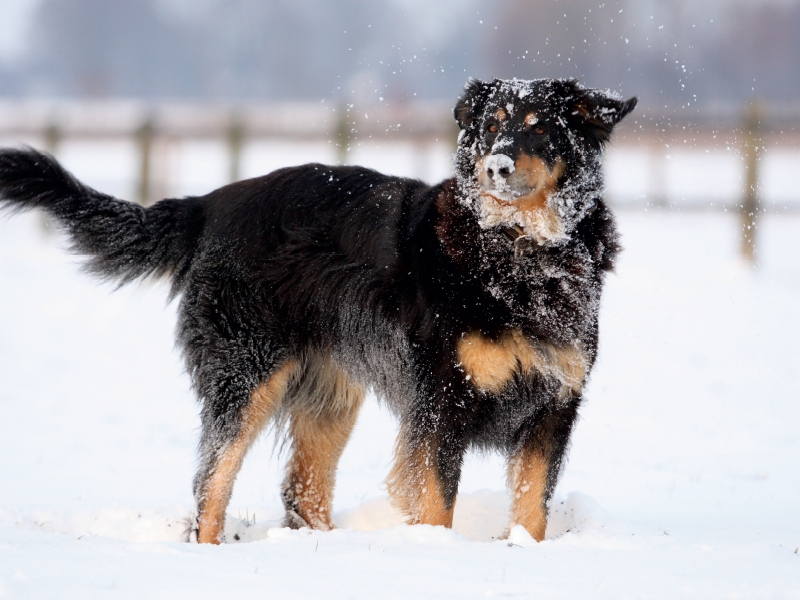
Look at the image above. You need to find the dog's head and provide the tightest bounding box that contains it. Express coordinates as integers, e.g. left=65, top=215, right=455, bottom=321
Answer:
left=453, top=78, right=636, bottom=245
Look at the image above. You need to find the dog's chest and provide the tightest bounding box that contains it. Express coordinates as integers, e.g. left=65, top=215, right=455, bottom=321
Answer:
left=456, top=329, right=586, bottom=399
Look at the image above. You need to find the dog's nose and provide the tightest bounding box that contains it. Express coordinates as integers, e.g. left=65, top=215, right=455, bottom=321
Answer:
left=484, top=154, right=515, bottom=180
left=487, top=166, right=512, bottom=178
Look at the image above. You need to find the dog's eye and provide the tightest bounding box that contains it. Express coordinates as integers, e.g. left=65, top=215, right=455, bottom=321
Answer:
left=533, top=126, right=546, bottom=135
left=486, top=122, right=498, bottom=134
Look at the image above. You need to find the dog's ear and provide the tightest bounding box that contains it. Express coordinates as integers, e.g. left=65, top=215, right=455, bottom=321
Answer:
left=454, top=79, right=491, bottom=130
left=570, top=90, right=637, bottom=145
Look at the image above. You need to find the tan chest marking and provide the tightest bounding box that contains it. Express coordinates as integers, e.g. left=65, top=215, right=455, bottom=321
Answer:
left=456, top=330, right=586, bottom=396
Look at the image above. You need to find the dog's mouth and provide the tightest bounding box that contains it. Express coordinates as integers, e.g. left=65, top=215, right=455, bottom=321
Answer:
left=476, top=153, right=560, bottom=207
left=472, top=153, right=568, bottom=246
left=481, top=187, right=536, bottom=204
left=477, top=154, right=536, bottom=203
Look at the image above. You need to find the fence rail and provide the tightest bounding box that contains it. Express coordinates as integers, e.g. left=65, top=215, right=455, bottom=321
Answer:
left=1, top=99, right=798, bottom=263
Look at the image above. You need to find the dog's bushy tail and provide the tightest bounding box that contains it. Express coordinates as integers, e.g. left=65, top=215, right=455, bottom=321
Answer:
left=0, top=148, right=204, bottom=294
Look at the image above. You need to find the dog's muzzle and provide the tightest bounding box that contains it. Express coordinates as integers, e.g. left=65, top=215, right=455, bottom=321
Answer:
left=482, top=154, right=515, bottom=195
left=484, top=154, right=515, bottom=180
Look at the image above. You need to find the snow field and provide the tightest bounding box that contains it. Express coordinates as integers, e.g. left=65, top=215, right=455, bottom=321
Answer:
left=1, top=205, right=799, bottom=597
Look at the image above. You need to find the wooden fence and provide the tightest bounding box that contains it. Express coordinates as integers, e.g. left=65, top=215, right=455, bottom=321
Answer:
left=0, top=100, right=458, bottom=205
left=0, top=99, right=798, bottom=263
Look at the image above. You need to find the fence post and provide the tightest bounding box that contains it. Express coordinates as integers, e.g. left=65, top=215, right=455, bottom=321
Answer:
left=649, top=142, right=668, bottom=208
left=335, top=105, right=351, bottom=165
left=44, top=121, right=61, bottom=156
left=136, top=117, right=154, bottom=206
left=39, top=120, right=62, bottom=234
left=741, top=102, right=763, bottom=264
left=228, top=111, right=244, bottom=183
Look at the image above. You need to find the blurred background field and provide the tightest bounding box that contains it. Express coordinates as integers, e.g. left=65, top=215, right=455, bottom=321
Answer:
left=0, top=0, right=797, bottom=217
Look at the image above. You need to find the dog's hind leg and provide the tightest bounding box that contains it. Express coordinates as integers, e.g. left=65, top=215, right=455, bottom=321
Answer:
left=192, top=358, right=300, bottom=544
left=281, top=355, right=365, bottom=530
left=507, top=397, right=581, bottom=541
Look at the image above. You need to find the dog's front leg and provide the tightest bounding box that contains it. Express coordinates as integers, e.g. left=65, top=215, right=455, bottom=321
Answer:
left=507, top=398, right=581, bottom=541
left=386, top=420, right=466, bottom=528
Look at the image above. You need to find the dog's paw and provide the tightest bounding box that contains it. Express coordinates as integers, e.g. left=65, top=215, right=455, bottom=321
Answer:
left=283, top=509, right=310, bottom=530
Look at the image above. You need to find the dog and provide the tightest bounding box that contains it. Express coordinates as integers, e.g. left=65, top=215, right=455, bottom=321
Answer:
left=0, top=78, right=635, bottom=544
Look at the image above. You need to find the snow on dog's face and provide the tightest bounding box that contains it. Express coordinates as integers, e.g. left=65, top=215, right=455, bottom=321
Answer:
left=453, top=78, right=636, bottom=245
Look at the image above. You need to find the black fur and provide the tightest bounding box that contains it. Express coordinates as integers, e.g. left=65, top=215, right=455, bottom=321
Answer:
left=0, top=77, right=635, bottom=542
left=0, top=149, right=204, bottom=295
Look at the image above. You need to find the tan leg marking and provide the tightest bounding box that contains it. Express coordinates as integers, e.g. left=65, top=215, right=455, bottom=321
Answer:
left=508, top=444, right=551, bottom=542
left=457, top=330, right=587, bottom=396
left=387, top=433, right=454, bottom=527
left=283, top=366, right=365, bottom=530
left=197, top=360, right=299, bottom=544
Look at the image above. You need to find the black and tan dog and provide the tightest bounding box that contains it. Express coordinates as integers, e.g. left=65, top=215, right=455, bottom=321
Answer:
left=0, top=78, right=635, bottom=544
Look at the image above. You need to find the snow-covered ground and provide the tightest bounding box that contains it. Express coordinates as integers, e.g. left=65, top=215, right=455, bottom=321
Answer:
left=1, top=202, right=799, bottom=596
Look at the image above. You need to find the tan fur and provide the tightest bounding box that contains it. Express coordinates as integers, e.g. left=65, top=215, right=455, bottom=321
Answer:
left=524, top=112, right=539, bottom=126
left=474, top=155, right=489, bottom=179
left=514, top=155, right=565, bottom=212
left=197, top=360, right=300, bottom=544
left=476, top=155, right=566, bottom=243
left=507, top=445, right=550, bottom=541
left=538, top=342, right=587, bottom=395
left=574, top=101, right=605, bottom=129
left=456, top=331, right=520, bottom=393
left=284, top=364, right=365, bottom=530
left=494, top=108, right=507, bottom=121
left=387, top=433, right=454, bottom=527
left=291, top=351, right=365, bottom=419
left=457, top=329, right=586, bottom=396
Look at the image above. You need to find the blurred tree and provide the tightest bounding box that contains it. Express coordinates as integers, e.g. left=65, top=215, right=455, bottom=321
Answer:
left=28, top=0, right=199, bottom=97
